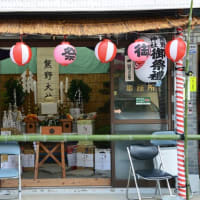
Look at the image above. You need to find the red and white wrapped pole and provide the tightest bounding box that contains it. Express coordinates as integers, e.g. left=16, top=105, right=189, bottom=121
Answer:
left=176, top=61, right=186, bottom=199
left=175, top=29, right=186, bottom=199
left=165, top=28, right=187, bottom=199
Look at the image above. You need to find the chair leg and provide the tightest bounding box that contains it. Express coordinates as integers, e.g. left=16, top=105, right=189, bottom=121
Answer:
left=156, top=180, right=162, bottom=196
left=166, top=179, right=172, bottom=196
left=127, top=147, right=142, bottom=200
left=18, top=154, right=22, bottom=200
left=126, top=166, right=132, bottom=200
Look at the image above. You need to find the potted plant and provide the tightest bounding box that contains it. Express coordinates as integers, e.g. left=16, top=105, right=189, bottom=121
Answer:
left=4, top=78, right=26, bottom=108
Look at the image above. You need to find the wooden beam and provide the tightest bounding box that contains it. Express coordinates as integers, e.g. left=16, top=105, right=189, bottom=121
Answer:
left=1, top=178, right=111, bottom=187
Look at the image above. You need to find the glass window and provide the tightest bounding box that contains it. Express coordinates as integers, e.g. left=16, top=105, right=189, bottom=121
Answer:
left=113, top=54, right=168, bottom=120
left=113, top=123, right=168, bottom=179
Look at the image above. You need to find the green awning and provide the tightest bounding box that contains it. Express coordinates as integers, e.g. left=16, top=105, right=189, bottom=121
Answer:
left=0, top=47, right=109, bottom=74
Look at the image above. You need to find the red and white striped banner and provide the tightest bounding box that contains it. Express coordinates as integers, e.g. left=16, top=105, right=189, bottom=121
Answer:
left=175, top=30, right=186, bottom=199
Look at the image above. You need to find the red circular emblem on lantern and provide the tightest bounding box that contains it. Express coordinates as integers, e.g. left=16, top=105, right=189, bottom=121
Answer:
left=127, top=39, right=151, bottom=63
left=95, top=39, right=117, bottom=63
left=54, top=42, right=77, bottom=66
left=165, top=37, right=186, bottom=62
left=10, top=42, right=32, bottom=66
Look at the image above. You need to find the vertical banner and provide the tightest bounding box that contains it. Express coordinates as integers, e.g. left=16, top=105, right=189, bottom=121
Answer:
left=125, top=56, right=134, bottom=82
left=37, top=48, right=59, bottom=103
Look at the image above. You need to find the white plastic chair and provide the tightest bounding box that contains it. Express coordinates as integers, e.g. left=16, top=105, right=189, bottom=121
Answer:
left=0, top=142, right=21, bottom=200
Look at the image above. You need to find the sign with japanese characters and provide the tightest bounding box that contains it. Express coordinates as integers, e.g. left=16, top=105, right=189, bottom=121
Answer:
left=135, top=35, right=167, bottom=83
left=37, top=48, right=59, bottom=103
left=136, top=97, right=151, bottom=105
left=125, top=56, right=134, bottom=82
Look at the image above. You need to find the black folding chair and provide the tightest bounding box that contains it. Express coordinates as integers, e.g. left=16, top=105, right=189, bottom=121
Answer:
left=126, top=144, right=174, bottom=200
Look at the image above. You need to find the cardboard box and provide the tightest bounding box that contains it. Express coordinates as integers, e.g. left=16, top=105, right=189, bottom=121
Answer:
left=22, top=149, right=35, bottom=168
left=76, top=145, right=95, bottom=168
left=66, top=145, right=77, bottom=169
left=41, top=126, right=62, bottom=135
left=1, top=130, right=11, bottom=136
left=77, top=120, right=94, bottom=135
left=95, top=148, right=111, bottom=171
left=1, top=155, right=18, bottom=169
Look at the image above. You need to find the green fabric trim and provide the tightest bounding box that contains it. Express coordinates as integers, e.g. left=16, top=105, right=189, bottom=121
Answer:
left=0, top=47, right=109, bottom=74
left=0, top=48, right=37, bottom=74
left=59, top=47, right=109, bottom=74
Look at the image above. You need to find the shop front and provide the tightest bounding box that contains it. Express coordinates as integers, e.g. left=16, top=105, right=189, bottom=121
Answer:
left=0, top=14, right=200, bottom=189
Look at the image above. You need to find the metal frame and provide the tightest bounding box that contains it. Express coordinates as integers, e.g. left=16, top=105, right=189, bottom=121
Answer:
left=126, top=146, right=173, bottom=200
left=0, top=144, right=21, bottom=200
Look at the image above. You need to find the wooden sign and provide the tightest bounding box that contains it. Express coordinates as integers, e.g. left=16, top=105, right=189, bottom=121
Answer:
left=37, top=48, right=59, bottom=103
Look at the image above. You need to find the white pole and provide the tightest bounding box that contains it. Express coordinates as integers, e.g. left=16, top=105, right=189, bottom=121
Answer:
left=33, top=80, right=37, bottom=104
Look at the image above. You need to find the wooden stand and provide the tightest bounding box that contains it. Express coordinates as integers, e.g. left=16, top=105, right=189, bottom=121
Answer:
left=34, top=126, right=65, bottom=179
left=60, top=119, right=72, bottom=133
left=34, top=142, right=66, bottom=179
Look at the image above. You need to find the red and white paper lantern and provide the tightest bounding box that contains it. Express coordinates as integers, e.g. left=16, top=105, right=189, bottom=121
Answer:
left=165, top=37, right=186, bottom=62
left=54, top=42, right=77, bottom=66
left=128, top=39, right=151, bottom=63
left=10, top=42, right=32, bottom=66
left=95, top=39, right=117, bottom=63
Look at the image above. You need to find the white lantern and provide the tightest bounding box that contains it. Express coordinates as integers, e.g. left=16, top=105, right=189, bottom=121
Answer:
left=135, top=35, right=167, bottom=83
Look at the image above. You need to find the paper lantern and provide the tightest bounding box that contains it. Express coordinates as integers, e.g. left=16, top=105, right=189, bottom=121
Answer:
left=165, top=37, right=186, bottom=62
left=128, top=39, right=151, bottom=63
left=135, top=35, right=167, bottom=83
left=95, top=39, right=117, bottom=63
left=54, top=42, right=76, bottom=66
left=10, top=42, right=32, bottom=66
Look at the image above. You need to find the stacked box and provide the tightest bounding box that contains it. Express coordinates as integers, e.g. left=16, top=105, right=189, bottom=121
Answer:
left=66, top=145, right=77, bottom=169
left=1, top=155, right=18, bottom=169
left=77, top=120, right=94, bottom=135
left=77, top=120, right=94, bottom=145
left=22, top=149, right=35, bottom=171
left=95, top=148, right=111, bottom=171
left=76, top=145, right=95, bottom=169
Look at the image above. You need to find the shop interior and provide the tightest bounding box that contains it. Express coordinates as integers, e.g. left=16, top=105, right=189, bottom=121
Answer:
left=0, top=45, right=111, bottom=182
left=0, top=31, right=173, bottom=187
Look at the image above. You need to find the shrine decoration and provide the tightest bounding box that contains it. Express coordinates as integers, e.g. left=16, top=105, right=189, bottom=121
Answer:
left=21, top=68, right=34, bottom=94
left=165, top=37, right=186, bottom=62
left=94, top=39, right=117, bottom=63
left=127, top=39, right=151, bottom=63
left=54, top=42, right=77, bottom=66
left=10, top=42, right=32, bottom=66
left=134, top=35, right=167, bottom=83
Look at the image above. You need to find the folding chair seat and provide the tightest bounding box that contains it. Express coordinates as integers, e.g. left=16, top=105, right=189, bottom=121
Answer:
left=0, top=142, right=21, bottom=200
left=126, top=144, right=174, bottom=200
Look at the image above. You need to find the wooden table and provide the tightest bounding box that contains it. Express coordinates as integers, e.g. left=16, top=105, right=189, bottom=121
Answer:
left=34, top=141, right=66, bottom=179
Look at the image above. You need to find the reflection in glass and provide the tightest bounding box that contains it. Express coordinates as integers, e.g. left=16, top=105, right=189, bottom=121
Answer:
left=113, top=53, right=168, bottom=120
left=114, top=124, right=168, bottom=179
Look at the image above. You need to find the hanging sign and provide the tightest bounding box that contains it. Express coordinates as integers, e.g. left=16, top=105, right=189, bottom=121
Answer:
left=189, top=44, right=197, bottom=54
left=189, top=76, right=197, bottom=92
left=135, top=35, right=167, bottom=83
left=125, top=56, right=134, bottom=82
left=37, top=48, right=59, bottom=103
left=136, top=97, right=151, bottom=105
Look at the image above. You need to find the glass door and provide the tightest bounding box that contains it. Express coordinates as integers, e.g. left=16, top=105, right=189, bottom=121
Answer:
left=111, top=51, right=172, bottom=186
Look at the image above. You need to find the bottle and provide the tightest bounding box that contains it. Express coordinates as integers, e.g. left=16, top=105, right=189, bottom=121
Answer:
left=2, top=110, right=8, bottom=128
